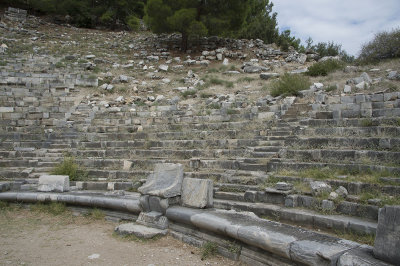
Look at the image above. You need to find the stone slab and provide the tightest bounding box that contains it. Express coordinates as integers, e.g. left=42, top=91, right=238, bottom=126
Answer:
left=181, top=178, right=213, bottom=208
left=114, top=223, right=167, bottom=239
left=373, top=206, right=400, bottom=264
left=138, top=163, right=183, bottom=198
left=38, top=175, right=69, bottom=192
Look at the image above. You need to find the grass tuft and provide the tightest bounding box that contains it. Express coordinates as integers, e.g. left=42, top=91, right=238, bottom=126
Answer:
left=201, top=241, right=218, bottom=260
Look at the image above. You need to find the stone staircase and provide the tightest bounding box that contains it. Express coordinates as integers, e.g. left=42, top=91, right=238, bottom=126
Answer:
left=1, top=55, right=400, bottom=264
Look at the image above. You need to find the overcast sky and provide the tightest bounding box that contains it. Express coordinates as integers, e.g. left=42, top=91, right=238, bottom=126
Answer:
left=272, top=0, right=400, bottom=56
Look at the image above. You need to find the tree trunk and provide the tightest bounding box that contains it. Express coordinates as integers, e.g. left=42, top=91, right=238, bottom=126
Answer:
left=181, top=32, right=188, bottom=51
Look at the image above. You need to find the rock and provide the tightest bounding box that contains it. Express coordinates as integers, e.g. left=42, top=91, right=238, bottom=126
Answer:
left=181, top=178, right=213, bottom=208
left=387, top=71, right=399, bottom=80
left=88, top=254, right=100, bottom=259
left=115, top=96, right=124, bottom=102
left=313, top=83, right=324, bottom=89
left=297, top=54, right=307, bottom=64
left=260, top=72, right=279, bottom=80
left=216, top=53, right=223, bottom=60
left=329, top=192, right=338, bottom=200
left=335, top=186, right=348, bottom=198
left=138, top=163, right=184, bottom=198
left=38, top=175, right=69, bottom=192
left=309, top=181, right=331, bottom=196
left=344, top=85, right=352, bottom=93
left=155, top=95, right=165, bottom=102
left=344, top=66, right=358, bottom=73
left=119, top=75, right=129, bottom=83
left=158, top=64, right=169, bottom=72
left=355, top=81, right=368, bottom=89
left=243, top=65, right=268, bottom=73
left=85, top=54, right=96, bottom=59
left=115, top=223, right=167, bottom=239
left=275, top=182, right=293, bottom=191
left=222, top=58, right=229, bottom=66
left=373, top=206, right=400, bottom=264
left=360, top=72, right=372, bottom=83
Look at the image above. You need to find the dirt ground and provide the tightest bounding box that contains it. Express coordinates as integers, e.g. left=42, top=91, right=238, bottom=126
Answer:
left=0, top=206, right=243, bottom=266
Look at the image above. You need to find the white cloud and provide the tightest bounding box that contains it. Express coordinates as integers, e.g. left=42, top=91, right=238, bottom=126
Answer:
left=272, top=0, right=400, bottom=55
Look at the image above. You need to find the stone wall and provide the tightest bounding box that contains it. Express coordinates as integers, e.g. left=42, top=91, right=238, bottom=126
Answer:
left=312, top=91, right=400, bottom=119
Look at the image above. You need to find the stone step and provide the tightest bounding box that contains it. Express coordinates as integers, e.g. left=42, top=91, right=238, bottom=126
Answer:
left=301, top=126, right=400, bottom=138
left=300, top=117, right=400, bottom=127
left=285, top=136, right=400, bottom=150
left=285, top=149, right=400, bottom=164
left=267, top=159, right=400, bottom=175
left=273, top=175, right=400, bottom=196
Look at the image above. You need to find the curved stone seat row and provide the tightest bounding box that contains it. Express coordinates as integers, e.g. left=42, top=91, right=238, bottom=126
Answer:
left=166, top=206, right=389, bottom=266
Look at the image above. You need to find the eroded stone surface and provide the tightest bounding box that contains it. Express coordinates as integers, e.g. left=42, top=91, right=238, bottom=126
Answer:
left=181, top=178, right=213, bottom=208
left=115, top=223, right=167, bottom=239
left=138, top=163, right=183, bottom=198
left=38, top=175, right=69, bottom=192
left=373, top=206, right=400, bottom=264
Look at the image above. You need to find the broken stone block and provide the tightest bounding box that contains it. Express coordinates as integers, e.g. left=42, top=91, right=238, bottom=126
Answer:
left=38, top=175, right=69, bottom=192
left=335, top=186, right=348, bottom=198
left=321, top=200, right=335, bottom=210
left=373, top=206, right=400, bottom=264
left=181, top=178, right=213, bottom=208
left=138, top=163, right=184, bottom=198
left=275, top=182, right=293, bottom=191
left=136, top=211, right=169, bottom=229
left=115, top=223, right=167, bottom=239
left=309, top=181, right=331, bottom=196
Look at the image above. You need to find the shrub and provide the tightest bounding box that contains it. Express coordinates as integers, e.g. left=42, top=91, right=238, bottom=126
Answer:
left=181, top=90, right=196, bottom=98
left=126, top=15, right=140, bottom=31
left=358, top=28, right=400, bottom=63
left=270, top=73, right=311, bottom=97
left=306, top=60, right=345, bottom=77
left=51, top=157, right=88, bottom=181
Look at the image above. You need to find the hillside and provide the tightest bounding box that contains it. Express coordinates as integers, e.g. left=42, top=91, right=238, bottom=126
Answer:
left=1, top=7, right=400, bottom=266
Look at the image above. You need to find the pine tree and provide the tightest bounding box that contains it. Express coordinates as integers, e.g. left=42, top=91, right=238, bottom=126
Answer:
left=144, top=0, right=250, bottom=50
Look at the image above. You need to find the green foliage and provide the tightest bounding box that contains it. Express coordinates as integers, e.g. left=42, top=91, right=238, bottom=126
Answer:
left=306, top=60, right=345, bottom=77
left=278, top=29, right=301, bottom=51
left=361, top=118, right=374, bottom=127
left=358, top=28, right=400, bottom=63
left=51, top=157, right=88, bottom=181
left=0, top=201, right=9, bottom=210
left=270, top=73, right=311, bottom=97
left=181, top=89, right=197, bottom=98
left=207, top=103, right=221, bottom=110
left=201, top=241, right=218, bottom=260
left=144, top=0, right=250, bottom=50
left=126, top=15, right=141, bottom=31
left=237, top=0, right=279, bottom=44
left=7, top=0, right=145, bottom=29
left=86, top=208, right=105, bottom=220
left=306, top=39, right=354, bottom=63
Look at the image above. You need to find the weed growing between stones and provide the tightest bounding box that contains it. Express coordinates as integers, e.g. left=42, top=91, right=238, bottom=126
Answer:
left=333, top=230, right=375, bottom=246
left=270, top=73, right=311, bottom=97
left=0, top=201, right=9, bottom=210
left=52, top=157, right=88, bottom=181
left=201, top=241, right=218, bottom=260
left=112, top=231, right=162, bottom=243
left=85, top=208, right=105, bottom=220
left=361, top=118, right=374, bottom=127
left=31, top=202, right=67, bottom=216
